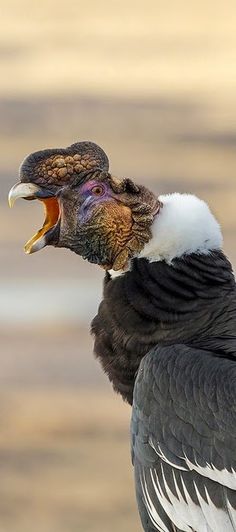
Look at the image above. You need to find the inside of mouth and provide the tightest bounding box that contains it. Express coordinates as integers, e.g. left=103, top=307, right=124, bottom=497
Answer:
left=24, top=197, right=60, bottom=253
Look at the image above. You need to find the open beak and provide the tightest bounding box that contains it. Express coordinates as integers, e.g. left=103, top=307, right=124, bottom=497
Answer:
left=8, top=182, right=60, bottom=254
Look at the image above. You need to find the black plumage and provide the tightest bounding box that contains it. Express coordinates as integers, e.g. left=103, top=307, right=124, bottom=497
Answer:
left=92, top=250, right=236, bottom=531
left=92, top=251, right=235, bottom=402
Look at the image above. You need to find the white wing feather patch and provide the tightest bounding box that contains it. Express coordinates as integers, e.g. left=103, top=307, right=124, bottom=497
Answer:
left=151, top=464, right=200, bottom=532
left=140, top=469, right=169, bottom=532
left=193, top=482, right=236, bottom=532
left=139, top=463, right=236, bottom=532
left=183, top=453, right=236, bottom=491
left=149, top=438, right=236, bottom=491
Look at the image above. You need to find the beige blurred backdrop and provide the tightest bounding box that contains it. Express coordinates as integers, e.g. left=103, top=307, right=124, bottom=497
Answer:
left=1, top=1, right=236, bottom=531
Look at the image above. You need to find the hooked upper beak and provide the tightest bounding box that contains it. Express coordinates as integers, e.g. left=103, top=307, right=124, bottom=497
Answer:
left=8, top=182, right=42, bottom=208
left=8, top=182, right=60, bottom=254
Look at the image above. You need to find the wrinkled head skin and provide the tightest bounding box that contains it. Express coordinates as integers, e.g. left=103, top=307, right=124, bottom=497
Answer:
left=9, top=141, right=161, bottom=271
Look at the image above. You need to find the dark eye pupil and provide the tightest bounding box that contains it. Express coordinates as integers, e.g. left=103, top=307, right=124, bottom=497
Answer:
left=92, top=186, right=103, bottom=195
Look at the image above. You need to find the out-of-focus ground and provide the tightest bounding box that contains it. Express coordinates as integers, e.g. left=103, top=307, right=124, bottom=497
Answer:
left=0, top=1, right=236, bottom=531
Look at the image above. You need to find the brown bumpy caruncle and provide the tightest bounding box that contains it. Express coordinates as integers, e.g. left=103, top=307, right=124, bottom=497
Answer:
left=20, top=141, right=110, bottom=190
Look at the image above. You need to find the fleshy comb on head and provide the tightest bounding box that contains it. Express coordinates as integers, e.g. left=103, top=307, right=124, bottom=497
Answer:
left=19, top=141, right=110, bottom=192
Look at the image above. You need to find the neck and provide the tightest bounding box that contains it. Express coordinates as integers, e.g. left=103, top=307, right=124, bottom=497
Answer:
left=92, top=250, right=236, bottom=404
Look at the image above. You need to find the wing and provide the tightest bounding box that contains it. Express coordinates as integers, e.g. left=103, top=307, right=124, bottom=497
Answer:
left=131, top=344, right=236, bottom=532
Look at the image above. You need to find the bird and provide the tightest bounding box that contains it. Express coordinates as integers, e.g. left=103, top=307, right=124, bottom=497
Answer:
left=9, top=141, right=236, bottom=532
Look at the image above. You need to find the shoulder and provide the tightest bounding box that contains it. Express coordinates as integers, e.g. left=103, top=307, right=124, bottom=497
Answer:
left=133, top=343, right=236, bottom=419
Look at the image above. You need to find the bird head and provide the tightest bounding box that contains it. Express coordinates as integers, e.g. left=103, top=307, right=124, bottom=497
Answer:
left=9, top=141, right=160, bottom=271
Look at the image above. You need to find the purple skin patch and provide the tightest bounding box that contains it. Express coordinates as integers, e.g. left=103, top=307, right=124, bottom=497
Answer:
left=78, top=180, right=112, bottom=222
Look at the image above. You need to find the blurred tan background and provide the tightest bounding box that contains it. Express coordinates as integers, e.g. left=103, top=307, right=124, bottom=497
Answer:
left=1, top=1, right=236, bottom=531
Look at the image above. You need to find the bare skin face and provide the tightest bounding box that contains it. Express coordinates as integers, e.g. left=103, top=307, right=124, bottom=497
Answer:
left=8, top=141, right=160, bottom=271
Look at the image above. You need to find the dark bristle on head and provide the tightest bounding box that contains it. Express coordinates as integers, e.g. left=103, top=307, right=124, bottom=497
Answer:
left=19, top=141, right=110, bottom=190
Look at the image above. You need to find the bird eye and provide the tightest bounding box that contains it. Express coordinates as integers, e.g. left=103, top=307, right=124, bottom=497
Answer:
left=91, top=185, right=104, bottom=196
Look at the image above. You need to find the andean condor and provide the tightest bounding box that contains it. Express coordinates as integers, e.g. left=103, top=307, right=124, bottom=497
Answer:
left=9, top=141, right=236, bottom=532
